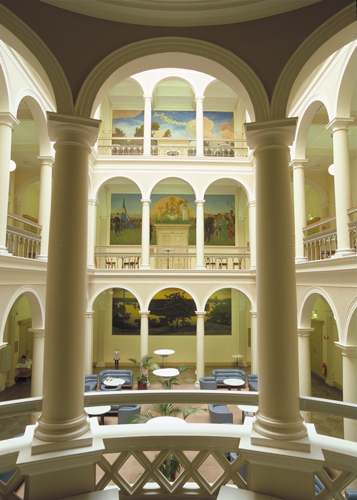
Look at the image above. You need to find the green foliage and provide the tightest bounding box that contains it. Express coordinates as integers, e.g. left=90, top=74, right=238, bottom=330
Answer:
left=162, top=292, right=195, bottom=329
left=134, top=124, right=144, bottom=137
left=163, top=129, right=171, bottom=137
left=128, top=355, right=159, bottom=383
left=127, top=402, right=206, bottom=424
left=154, top=364, right=192, bottom=389
left=207, top=300, right=232, bottom=325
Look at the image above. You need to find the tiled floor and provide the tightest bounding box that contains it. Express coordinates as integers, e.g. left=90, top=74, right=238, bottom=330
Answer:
left=0, top=368, right=344, bottom=441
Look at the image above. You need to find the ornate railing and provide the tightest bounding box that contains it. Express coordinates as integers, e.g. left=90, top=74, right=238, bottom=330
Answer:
left=6, top=213, right=41, bottom=259
left=303, top=228, right=337, bottom=261
left=0, top=392, right=356, bottom=499
left=94, top=247, right=250, bottom=270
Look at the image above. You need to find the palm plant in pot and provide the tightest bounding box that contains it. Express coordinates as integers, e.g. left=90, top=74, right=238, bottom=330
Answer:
left=128, top=355, right=159, bottom=390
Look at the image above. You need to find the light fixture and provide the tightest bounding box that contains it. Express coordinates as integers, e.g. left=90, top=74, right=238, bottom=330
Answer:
left=9, top=160, right=16, bottom=172
left=113, top=349, right=120, bottom=370
left=328, top=164, right=334, bottom=176
left=311, top=309, right=318, bottom=319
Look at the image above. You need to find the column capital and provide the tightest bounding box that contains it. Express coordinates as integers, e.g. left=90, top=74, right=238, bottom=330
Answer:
left=0, top=112, right=19, bottom=128
left=245, top=117, right=297, bottom=152
left=141, top=198, right=151, bottom=205
left=195, top=311, right=206, bottom=318
left=139, top=310, right=150, bottom=316
left=28, top=328, right=45, bottom=339
left=47, top=113, right=101, bottom=152
left=248, top=200, right=256, bottom=209
left=143, top=94, right=152, bottom=102
left=195, top=95, right=205, bottom=103
left=86, top=311, right=94, bottom=319
left=37, top=155, right=55, bottom=166
left=290, top=158, right=308, bottom=169
left=326, top=117, right=354, bottom=132
left=297, top=328, right=312, bottom=338
left=195, top=199, right=205, bottom=206
left=250, top=310, right=257, bottom=318
left=335, top=343, right=357, bottom=357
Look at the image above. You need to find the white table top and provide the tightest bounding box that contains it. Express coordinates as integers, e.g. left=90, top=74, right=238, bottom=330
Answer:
left=103, top=377, right=125, bottom=387
left=231, top=354, right=243, bottom=359
left=238, top=405, right=258, bottom=413
left=85, top=406, right=111, bottom=416
left=153, top=368, right=179, bottom=378
left=223, top=378, right=245, bottom=387
left=154, top=349, right=175, bottom=356
left=146, top=416, right=187, bottom=425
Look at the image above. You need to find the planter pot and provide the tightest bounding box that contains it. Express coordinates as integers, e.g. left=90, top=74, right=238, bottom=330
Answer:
left=138, top=381, right=147, bottom=390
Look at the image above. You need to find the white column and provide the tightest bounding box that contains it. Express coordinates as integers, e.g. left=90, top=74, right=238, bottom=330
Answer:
left=28, top=328, right=45, bottom=424
left=245, top=118, right=307, bottom=444
left=87, top=199, right=97, bottom=269
left=5, top=310, right=17, bottom=388
left=248, top=200, right=256, bottom=270
left=141, top=199, right=151, bottom=269
left=37, top=156, right=54, bottom=261
left=239, top=294, right=247, bottom=367
left=195, top=96, right=204, bottom=156
left=250, top=311, right=258, bottom=375
left=85, top=312, right=94, bottom=374
left=195, top=311, right=206, bottom=385
left=96, top=296, right=106, bottom=368
left=34, top=113, right=100, bottom=445
left=195, top=199, right=205, bottom=269
left=140, top=310, right=150, bottom=359
left=0, top=113, right=19, bottom=254
left=143, top=95, right=152, bottom=156
left=298, top=328, right=312, bottom=422
left=291, top=159, right=308, bottom=264
left=8, top=170, right=15, bottom=213
left=326, top=118, right=354, bottom=257
left=335, top=343, right=357, bottom=442
left=325, top=311, right=335, bottom=387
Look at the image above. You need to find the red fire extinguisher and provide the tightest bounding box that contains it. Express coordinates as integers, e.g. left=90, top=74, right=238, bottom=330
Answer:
left=322, top=363, right=327, bottom=377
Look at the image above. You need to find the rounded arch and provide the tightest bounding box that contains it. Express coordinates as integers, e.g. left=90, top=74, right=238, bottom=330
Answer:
left=0, top=52, right=10, bottom=110
left=75, top=37, right=269, bottom=122
left=93, top=175, right=142, bottom=201
left=202, top=284, right=255, bottom=313
left=149, top=176, right=197, bottom=200
left=0, top=5, right=72, bottom=114
left=345, top=298, right=357, bottom=346
left=0, top=286, right=44, bottom=343
left=14, top=175, right=40, bottom=205
left=88, top=284, right=144, bottom=312
left=299, top=288, right=341, bottom=339
left=273, top=6, right=356, bottom=119
left=304, top=178, right=329, bottom=207
left=145, top=284, right=200, bottom=313
left=335, top=44, right=357, bottom=117
left=204, top=176, right=252, bottom=202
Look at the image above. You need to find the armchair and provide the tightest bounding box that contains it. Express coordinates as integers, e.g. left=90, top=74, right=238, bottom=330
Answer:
left=118, top=404, right=141, bottom=424
left=199, top=377, right=217, bottom=390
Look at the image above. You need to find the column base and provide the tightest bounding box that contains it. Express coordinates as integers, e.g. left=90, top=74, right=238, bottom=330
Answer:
left=252, top=412, right=308, bottom=449
left=249, top=265, right=256, bottom=271
left=332, top=248, right=356, bottom=258
left=139, top=264, right=151, bottom=270
left=195, top=265, right=206, bottom=270
left=5, top=378, right=16, bottom=388
left=295, top=256, right=308, bottom=264
left=325, top=378, right=335, bottom=387
left=251, top=427, right=311, bottom=453
left=0, top=247, right=10, bottom=255
left=36, top=254, right=48, bottom=262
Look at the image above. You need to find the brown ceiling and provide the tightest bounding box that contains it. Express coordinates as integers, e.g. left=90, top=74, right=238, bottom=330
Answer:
left=1, top=0, right=354, bottom=103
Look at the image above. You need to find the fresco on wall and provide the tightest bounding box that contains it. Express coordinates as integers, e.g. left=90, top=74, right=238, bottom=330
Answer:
left=112, top=110, right=234, bottom=141
left=148, top=288, right=196, bottom=335
left=205, top=288, right=232, bottom=335
left=112, top=288, right=140, bottom=335
left=110, top=193, right=235, bottom=246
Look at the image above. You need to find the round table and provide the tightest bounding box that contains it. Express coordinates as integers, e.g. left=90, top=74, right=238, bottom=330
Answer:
left=146, top=416, right=187, bottom=425
left=103, top=377, right=125, bottom=387
left=223, top=378, right=245, bottom=390
left=238, top=405, right=258, bottom=424
left=231, top=354, right=243, bottom=367
left=85, top=405, right=111, bottom=425
left=154, top=349, right=175, bottom=367
left=153, top=368, right=179, bottom=379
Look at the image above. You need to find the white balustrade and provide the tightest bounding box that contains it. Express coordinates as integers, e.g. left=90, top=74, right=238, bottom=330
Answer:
left=303, top=229, right=337, bottom=261
left=6, top=213, right=42, bottom=259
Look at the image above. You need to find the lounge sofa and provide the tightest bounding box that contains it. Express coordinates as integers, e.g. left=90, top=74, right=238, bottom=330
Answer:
left=84, top=374, right=98, bottom=392
left=199, top=376, right=217, bottom=390
left=248, top=374, right=258, bottom=391
left=345, top=490, right=357, bottom=500
left=99, top=369, right=133, bottom=389
left=212, top=369, right=246, bottom=387
left=208, top=404, right=233, bottom=424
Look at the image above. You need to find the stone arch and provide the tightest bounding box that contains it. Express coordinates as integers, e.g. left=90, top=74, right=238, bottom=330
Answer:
left=89, top=284, right=144, bottom=313
left=345, top=298, right=357, bottom=346
left=0, top=52, right=10, bottom=110
left=299, top=288, right=341, bottom=340
left=145, top=284, right=199, bottom=313
left=75, top=37, right=269, bottom=122
left=0, top=6, right=71, bottom=113
left=335, top=44, right=356, bottom=117
left=93, top=175, right=142, bottom=202
left=14, top=175, right=40, bottom=211
left=274, top=5, right=356, bottom=119
left=202, top=284, right=255, bottom=313
left=204, top=177, right=252, bottom=203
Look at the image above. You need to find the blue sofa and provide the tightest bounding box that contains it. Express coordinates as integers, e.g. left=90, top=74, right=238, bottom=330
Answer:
left=248, top=374, right=258, bottom=391
left=199, top=376, right=217, bottom=390
left=84, top=374, right=98, bottom=392
left=99, top=369, right=133, bottom=389
left=212, top=369, right=246, bottom=387
left=208, top=404, right=233, bottom=424
left=345, top=491, right=357, bottom=500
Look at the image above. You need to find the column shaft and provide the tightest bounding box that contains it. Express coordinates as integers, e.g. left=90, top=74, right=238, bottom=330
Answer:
left=143, top=95, right=152, bottom=156
left=246, top=119, right=306, bottom=442
left=5, top=310, right=17, bottom=387
left=29, top=329, right=45, bottom=424
left=195, top=97, right=204, bottom=156
left=87, top=199, right=97, bottom=269
left=85, top=312, right=94, bottom=374
left=196, top=312, right=206, bottom=384
left=140, top=311, right=150, bottom=360
left=37, top=156, right=54, bottom=260
left=96, top=300, right=106, bottom=368
left=195, top=200, right=205, bottom=269
left=298, top=329, right=312, bottom=422
left=291, top=160, right=308, bottom=263
left=248, top=201, right=256, bottom=269
left=336, top=343, right=357, bottom=442
left=141, top=199, right=151, bottom=269
left=250, top=311, right=258, bottom=375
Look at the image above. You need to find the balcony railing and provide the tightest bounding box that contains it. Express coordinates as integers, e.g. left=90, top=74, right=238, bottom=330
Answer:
left=94, top=246, right=250, bottom=270
left=0, top=391, right=356, bottom=499
left=303, top=228, right=337, bottom=261
left=6, top=213, right=42, bottom=259
left=97, top=137, right=248, bottom=158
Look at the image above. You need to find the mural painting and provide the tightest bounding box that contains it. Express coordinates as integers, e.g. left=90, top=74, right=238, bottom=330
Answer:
left=205, top=288, right=232, bottom=335
left=110, top=193, right=235, bottom=246
left=112, top=288, right=140, bottom=335
left=148, top=288, right=196, bottom=335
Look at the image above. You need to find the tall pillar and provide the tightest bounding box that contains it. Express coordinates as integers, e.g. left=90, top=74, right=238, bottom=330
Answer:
left=85, top=312, right=94, bottom=374
left=195, top=200, right=205, bottom=269
left=291, top=159, right=308, bottom=264
left=195, top=96, right=204, bottom=156
left=248, top=200, right=256, bottom=269
left=37, top=156, right=54, bottom=261
left=326, top=118, right=354, bottom=257
left=0, top=113, right=19, bottom=254
left=87, top=199, right=97, bottom=269
left=245, top=118, right=307, bottom=444
left=335, top=343, right=357, bottom=442
left=250, top=311, right=258, bottom=375
left=28, top=328, right=45, bottom=424
left=5, top=310, right=17, bottom=388
left=195, top=311, right=206, bottom=384
left=143, top=95, right=152, bottom=156
left=34, top=113, right=100, bottom=445
left=325, top=311, right=334, bottom=387
left=96, top=295, right=106, bottom=368
left=141, top=199, right=151, bottom=269
left=239, top=294, right=247, bottom=367
left=298, top=328, right=312, bottom=423
left=140, top=311, right=150, bottom=360
left=100, top=215, right=107, bottom=246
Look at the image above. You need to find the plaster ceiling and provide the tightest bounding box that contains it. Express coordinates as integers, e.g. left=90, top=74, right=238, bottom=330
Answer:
left=42, top=1, right=322, bottom=27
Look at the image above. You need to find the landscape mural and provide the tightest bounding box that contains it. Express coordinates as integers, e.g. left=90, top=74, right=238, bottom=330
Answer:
left=148, top=288, right=197, bottom=335
left=112, top=288, right=140, bottom=335
left=205, top=288, right=232, bottom=335
left=110, top=193, right=235, bottom=246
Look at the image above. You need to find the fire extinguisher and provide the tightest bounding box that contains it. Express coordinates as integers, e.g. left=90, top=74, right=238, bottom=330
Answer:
left=322, top=363, right=327, bottom=377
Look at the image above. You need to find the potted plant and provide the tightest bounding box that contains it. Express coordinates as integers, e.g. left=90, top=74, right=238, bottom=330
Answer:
left=159, top=453, right=181, bottom=482
left=129, top=355, right=159, bottom=390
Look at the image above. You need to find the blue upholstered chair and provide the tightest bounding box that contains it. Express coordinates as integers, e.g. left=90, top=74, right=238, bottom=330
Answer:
left=248, top=374, right=258, bottom=391
left=208, top=404, right=233, bottom=424
left=118, top=404, right=141, bottom=424
left=84, top=374, right=98, bottom=392
left=199, top=376, right=217, bottom=390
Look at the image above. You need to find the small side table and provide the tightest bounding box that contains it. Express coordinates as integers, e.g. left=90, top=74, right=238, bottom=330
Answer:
left=237, top=405, right=258, bottom=424
left=85, top=406, right=111, bottom=425
left=154, top=349, right=175, bottom=367
left=231, top=354, right=243, bottom=367
left=223, top=378, right=245, bottom=390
